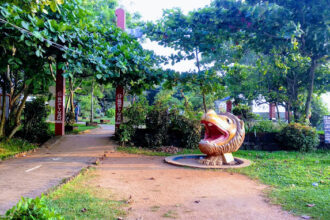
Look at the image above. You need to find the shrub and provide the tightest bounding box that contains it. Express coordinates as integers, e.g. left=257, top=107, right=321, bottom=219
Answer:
left=106, top=108, right=115, bottom=118
left=248, top=120, right=285, bottom=133
left=117, top=97, right=149, bottom=145
left=168, top=110, right=201, bottom=149
left=65, top=112, right=75, bottom=127
left=22, top=98, right=51, bottom=143
left=145, top=105, right=169, bottom=148
left=5, top=195, right=63, bottom=220
left=278, top=123, right=319, bottom=152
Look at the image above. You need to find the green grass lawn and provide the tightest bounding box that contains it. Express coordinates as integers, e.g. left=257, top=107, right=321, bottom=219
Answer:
left=46, top=168, right=126, bottom=220
left=48, top=123, right=98, bottom=134
left=117, top=147, right=330, bottom=219
left=0, top=138, right=38, bottom=160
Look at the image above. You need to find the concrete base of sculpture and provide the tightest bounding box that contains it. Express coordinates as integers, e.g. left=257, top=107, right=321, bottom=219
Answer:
left=164, top=154, right=251, bottom=169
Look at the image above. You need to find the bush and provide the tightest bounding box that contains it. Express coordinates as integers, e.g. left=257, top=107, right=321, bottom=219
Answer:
left=5, top=195, right=63, bottom=220
left=278, top=123, right=319, bottom=152
left=248, top=120, right=285, bottom=133
left=106, top=108, right=115, bottom=118
left=145, top=105, right=169, bottom=148
left=117, top=97, right=149, bottom=145
left=168, top=111, right=201, bottom=149
left=65, top=112, right=75, bottom=127
left=21, top=98, right=51, bottom=143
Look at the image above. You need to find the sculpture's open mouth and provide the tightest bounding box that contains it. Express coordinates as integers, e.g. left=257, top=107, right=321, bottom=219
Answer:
left=200, top=120, right=229, bottom=144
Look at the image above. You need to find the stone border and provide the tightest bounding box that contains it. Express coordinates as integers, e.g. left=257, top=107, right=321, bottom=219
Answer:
left=164, top=154, right=252, bottom=169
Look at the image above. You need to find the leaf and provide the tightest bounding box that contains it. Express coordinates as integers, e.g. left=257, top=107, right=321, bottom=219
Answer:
left=21, top=21, right=29, bottom=30
left=96, top=74, right=102, bottom=79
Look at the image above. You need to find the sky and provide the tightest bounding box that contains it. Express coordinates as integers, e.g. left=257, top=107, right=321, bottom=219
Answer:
left=119, top=0, right=330, bottom=110
left=120, top=0, right=212, bottom=72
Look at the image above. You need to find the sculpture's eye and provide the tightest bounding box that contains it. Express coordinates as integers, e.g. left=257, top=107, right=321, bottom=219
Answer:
left=227, top=118, right=231, bottom=124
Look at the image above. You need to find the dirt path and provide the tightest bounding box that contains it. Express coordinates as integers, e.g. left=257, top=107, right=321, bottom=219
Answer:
left=0, top=125, right=115, bottom=214
left=95, top=152, right=298, bottom=220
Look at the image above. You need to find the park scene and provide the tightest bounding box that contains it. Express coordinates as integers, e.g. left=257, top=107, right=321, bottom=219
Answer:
left=0, top=0, right=329, bottom=219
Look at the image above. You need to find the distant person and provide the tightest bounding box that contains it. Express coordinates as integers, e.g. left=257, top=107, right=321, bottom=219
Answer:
left=74, top=103, right=80, bottom=122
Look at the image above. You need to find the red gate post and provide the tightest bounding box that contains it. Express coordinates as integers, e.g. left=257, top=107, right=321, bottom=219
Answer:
left=55, top=66, right=65, bottom=136
left=226, top=100, right=232, bottom=113
left=269, top=103, right=276, bottom=120
left=115, top=8, right=126, bottom=132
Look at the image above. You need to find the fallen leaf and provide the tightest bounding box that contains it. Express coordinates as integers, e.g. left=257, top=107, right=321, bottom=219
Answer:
left=148, top=177, right=155, bottom=180
left=301, top=215, right=311, bottom=219
left=194, top=200, right=200, bottom=203
left=80, top=208, right=87, bottom=213
left=126, top=195, right=133, bottom=204
left=307, top=204, right=315, bottom=207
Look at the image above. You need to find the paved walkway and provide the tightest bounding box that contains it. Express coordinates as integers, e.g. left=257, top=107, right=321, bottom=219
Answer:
left=0, top=125, right=115, bottom=214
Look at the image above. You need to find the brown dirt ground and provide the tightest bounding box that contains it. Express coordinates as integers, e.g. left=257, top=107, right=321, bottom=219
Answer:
left=95, top=152, right=298, bottom=220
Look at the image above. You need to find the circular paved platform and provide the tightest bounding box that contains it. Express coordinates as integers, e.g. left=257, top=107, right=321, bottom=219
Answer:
left=164, top=154, right=252, bottom=169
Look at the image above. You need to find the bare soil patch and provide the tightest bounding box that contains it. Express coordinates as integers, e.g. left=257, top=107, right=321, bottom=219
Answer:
left=94, top=152, right=297, bottom=220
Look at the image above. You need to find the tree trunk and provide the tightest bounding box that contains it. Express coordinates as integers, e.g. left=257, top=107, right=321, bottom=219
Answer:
left=180, top=89, right=189, bottom=110
left=286, top=103, right=291, bottom=124
left=275, top=103, right=280, bottom=120
left=8, top=89, right=29, bottom=139
left=202, top=92, right=207, bottom=113
left=0, top=81, right=7, bottom=137
left=90, top=81, right=94, bottom=123
left=305, top=58, right=317, bottom=122
left=69, top=78, right=74, bottom=115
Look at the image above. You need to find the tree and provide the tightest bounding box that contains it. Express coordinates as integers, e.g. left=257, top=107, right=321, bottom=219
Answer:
left=145, top=8, right=226, bottom=112
left=213, top=0, right=329, bottom=120
left=0, top=0, right=163, bottom=139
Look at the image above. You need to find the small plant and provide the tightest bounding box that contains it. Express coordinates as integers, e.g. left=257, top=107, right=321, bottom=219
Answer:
left=21, top=97, right=51, bottom=143
left=117, top=96, right=150, bottom=145
left=65, top=112, right=75, bottom=127
left=5, top=195, right=63, bottom=220
left=106, top=108, right=115, bottom=118
left=277, top=123, right=319, bottom=152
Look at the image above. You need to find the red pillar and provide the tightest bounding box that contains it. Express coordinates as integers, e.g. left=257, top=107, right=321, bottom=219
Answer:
left=115, top=8, right=125, bottom=132
left=55, top=67, right=65, bottom=136
left=226, top=100, right=232, bottom=113
left=269, top=103, right=276, bottom=120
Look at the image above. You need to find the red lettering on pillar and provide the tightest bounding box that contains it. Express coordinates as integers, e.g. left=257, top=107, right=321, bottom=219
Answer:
left=55, top=69, right=65, bottom=136
left=115, top=86, right=124, bottom=130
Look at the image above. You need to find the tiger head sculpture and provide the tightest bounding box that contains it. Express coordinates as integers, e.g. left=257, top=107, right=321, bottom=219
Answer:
left=199, top=110, right=245, bottom=164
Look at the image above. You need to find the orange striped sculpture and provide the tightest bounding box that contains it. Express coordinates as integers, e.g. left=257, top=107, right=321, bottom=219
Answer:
left=199, top=110, right=245, bottom=165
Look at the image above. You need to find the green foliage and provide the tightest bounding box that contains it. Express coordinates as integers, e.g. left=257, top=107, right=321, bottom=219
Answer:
left=232, top=104, right=255, bottom=121
left=248, top=120, right=284, bottom=133
left=310, top=96, right=329, bottom=130
left=22, top=97, right=50, bottom=143
left=65, top=112, right=75, bottom=127
left=168, top=110, right=201, bottom=149
left=106, top=108, right=115, bottom=118
left=278, top=123, right=320, bottom=152
left=5, top=195, right=63, bottom=220
left=145, top=105, right=169, bottom=148
left=118, top=97, right=150, bottom=145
